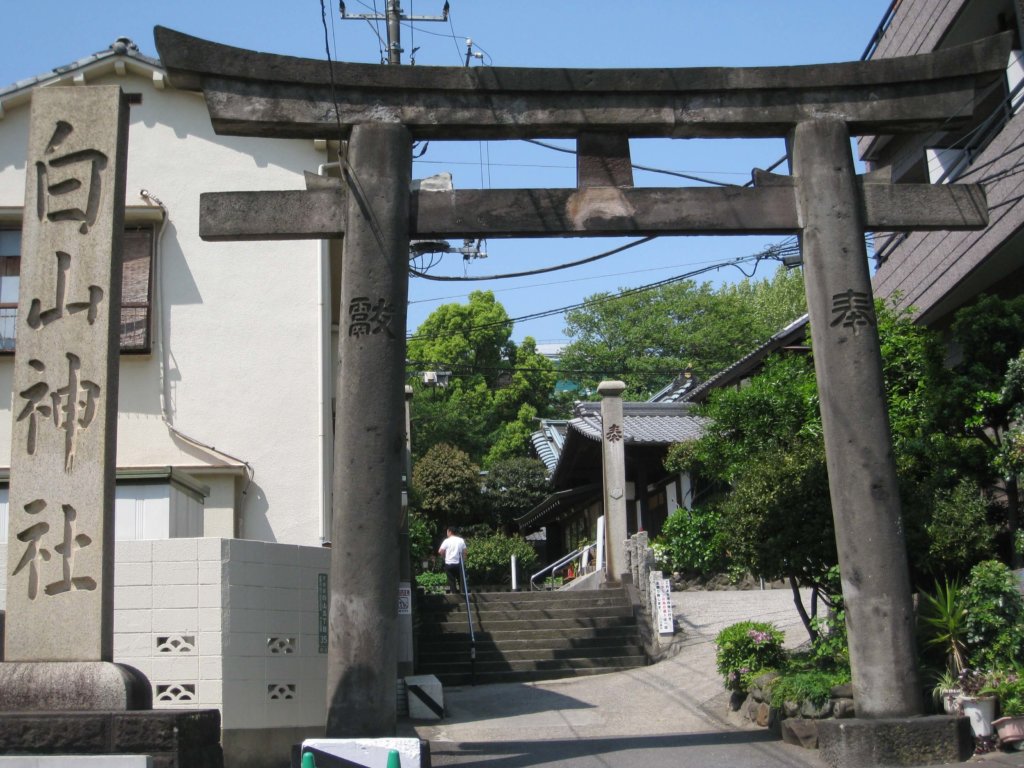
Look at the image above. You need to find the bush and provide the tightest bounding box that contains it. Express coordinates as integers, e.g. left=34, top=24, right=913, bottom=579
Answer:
left=463, top=533, right=538, bottom=587
left=767, top=667, right=851, bottom=709
left=994, top=675, right=1024, bottom=716
left=415, top=571, right=448, bottom=594
left=412, top=443, right=481, bottom=526
left=961, top=559, right=1024, bottom=669
left=924, top=480, right=994, bottom=577
left=653, top=506, right=727, bottom=576
left=407, top=510, right=435, bottom=575
left=714, top=621, right=786, bottom=692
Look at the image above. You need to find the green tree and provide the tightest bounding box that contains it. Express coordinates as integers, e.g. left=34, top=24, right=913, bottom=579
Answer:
left=482, top=457, right=551, bottom=532
left=411, top=443, right=481, bottom=526
left=668, top=301, right=985, bottom=638
left=560, top=266, right=806, bottom=399
left=407, top=290, right=513, bottom=389
left=933, top=295, right=1024, bottom=565
left=484, top=403, right=539, bottom=468
left=407, top=292, right=557, bottom=465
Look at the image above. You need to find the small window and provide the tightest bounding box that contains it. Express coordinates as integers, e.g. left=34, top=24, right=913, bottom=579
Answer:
left=0, top=231, right=20, bottom=353
left=0, top=225, right=154, bottom=353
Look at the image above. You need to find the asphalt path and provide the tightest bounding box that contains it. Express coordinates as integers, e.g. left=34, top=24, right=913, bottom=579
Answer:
left=407, top=588, right=826, bottom=768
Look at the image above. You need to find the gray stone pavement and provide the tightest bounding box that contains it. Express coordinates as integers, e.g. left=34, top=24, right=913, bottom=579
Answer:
left=401, top=588, right=1024, bottom=768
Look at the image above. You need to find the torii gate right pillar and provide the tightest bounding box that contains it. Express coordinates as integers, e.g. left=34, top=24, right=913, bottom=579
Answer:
left=791, top=119, right=922, bottom=717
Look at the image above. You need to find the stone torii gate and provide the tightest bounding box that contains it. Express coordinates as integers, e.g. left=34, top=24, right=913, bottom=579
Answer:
left=154, top=26, right=1005, bottom=739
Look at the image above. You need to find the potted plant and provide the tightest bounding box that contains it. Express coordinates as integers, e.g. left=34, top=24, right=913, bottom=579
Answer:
left=931, top=668, right=961, bottom=715
left=957, top=668, right=998, bottom=738
left=993, top=675, right=1024, bottom=748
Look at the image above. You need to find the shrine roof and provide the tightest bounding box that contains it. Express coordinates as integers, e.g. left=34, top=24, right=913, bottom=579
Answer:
left=568, top=402, right=706, bottom=446
left=680, top=314, right=810, bottom=404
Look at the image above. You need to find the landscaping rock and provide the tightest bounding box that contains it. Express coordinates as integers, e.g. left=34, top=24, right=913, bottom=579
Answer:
left=767, top=707, right=783, bottom=738
left=781, top=718, right=819, bottom=749
left=783, top=700, right=801, bottom=719
left=800, top=699, right=834, bottom=719
left=832, top=698, right=856, bottom=719
left=755, top=702, right=772, bottom=728
left=729, top=691, right=746, bottom=711
left=830, top=683, right=853, bottom=699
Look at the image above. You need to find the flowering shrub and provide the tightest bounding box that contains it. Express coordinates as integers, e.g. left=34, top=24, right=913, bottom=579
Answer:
left=961, top=560, right=1024, bottom=669
left=714, top=621, right=786, bottom=692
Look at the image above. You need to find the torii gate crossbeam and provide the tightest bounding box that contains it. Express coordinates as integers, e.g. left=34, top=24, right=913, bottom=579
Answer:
left=153, top=25, right=1007, bottom=741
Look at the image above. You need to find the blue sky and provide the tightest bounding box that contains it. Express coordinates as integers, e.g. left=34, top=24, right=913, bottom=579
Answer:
left=2, top=1, right=893, bottom=344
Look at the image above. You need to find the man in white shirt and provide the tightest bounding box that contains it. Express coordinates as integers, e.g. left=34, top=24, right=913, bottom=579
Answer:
left=438, top=527, right=468, bottom=594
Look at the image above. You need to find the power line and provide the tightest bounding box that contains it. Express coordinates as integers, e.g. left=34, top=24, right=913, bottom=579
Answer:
left=409, top=236, right=657, bottom=281
left=407, top=250, right=771, bottom=340
left=524, top=139, right=740, bottom=187
left=408, top=254, right=762, bottom=305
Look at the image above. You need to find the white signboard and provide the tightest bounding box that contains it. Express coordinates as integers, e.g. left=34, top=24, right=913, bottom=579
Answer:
left=651, top=576, right=674, bottom=635
left=398, top=582, right=412, bottom=615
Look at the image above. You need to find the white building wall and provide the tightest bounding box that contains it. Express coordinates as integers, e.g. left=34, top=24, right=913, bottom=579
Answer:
left=0, top=67, right=331, bottom=546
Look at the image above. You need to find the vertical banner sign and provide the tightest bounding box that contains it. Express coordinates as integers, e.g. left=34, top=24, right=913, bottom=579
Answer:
left=318, top=572, right=329, bottom=654
left=5, top=87, right=128, bottom=663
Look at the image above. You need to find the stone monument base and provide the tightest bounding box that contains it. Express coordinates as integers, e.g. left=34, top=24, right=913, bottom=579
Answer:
left=0, top=662, right=151, bottom=711
left=0, top=710, right=222, bottom=768
left=817, top=714, right=973, bottom=768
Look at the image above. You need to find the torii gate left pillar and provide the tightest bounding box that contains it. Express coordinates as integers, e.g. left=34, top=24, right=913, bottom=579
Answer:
left=327, top=124, right=411, bottom=735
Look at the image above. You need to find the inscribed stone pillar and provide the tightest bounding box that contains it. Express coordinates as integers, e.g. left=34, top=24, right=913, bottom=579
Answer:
left=598, top=380, right=628, bottom=583
left=327, top=123, right=411, bottom=737
left=790, top=119, right=922, bottom=717
left=5, top=86, right=128, bottom=662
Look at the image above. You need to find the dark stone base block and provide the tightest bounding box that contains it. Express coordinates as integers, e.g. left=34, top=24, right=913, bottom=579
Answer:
left=818, top=715, right=973, bottom=768
left=0, top=662, right=152, bottom=711
left=0, top=709, right=223, bottom=768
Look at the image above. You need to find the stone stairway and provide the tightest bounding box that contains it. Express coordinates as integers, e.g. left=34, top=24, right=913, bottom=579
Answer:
left=415, top=587, right=648, bottom=686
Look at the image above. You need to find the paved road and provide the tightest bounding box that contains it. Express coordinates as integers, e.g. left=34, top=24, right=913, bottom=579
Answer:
left=407, top=588, right=827, bottom=768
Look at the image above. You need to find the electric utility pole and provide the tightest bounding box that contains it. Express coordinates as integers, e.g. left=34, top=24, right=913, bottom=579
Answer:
left=340, top=0, right=450, bottom=65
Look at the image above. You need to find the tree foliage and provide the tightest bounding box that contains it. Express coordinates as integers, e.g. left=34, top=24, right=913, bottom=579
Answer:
left=666, top=301, right=1004, bottom=641
left=407, top=290, right=513, bottom=389
left=411, top=443, right=480, bottom=526
left=407, top=291, right=557, bottom=467
left=464, top=532, right=539, bottom=587
left=482, top=457, right=551, bottom=532
left=931, top=295, right=1024, bottom=565
left=560, top=266, right=806, bottom=398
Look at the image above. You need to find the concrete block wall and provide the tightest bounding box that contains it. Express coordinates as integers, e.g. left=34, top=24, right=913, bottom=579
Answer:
left=216, top=538, right=330, bottom=731
left=110, top=538, right=330, bottom=733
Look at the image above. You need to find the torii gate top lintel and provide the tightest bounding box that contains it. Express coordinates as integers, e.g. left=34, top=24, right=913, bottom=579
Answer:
left=154, top=26, right=1010, bottom=141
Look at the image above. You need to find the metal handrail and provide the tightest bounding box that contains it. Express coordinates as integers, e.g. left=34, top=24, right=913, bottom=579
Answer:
left=458, top=559, right=476, bottom=685
left=529, top=543, right=596, bottom=591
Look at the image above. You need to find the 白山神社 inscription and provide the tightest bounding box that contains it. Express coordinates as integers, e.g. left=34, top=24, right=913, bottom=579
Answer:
left=4, top=85, right=128, bottom=663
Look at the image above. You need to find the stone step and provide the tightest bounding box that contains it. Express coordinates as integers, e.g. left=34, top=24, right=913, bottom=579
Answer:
left=419, top=642, right=646, bottom=664
left=419, top=604, right=635, bottom=624
left=418, top=624, right=640, bottom=647
left=414, top=588, right=646, bottom=686
left=417, top=626, right=638, bottom=651
left=419, top=588, right=629, bottom=607
left=426, top=614, right=637, bottom=634
left=420, top=653, right=647, bottom=675
left=421, top=658, right=648, bottom=687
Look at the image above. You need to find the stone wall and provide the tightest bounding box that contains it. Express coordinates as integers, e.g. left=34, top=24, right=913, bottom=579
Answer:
left=738, top=672, right=855, bottom=750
